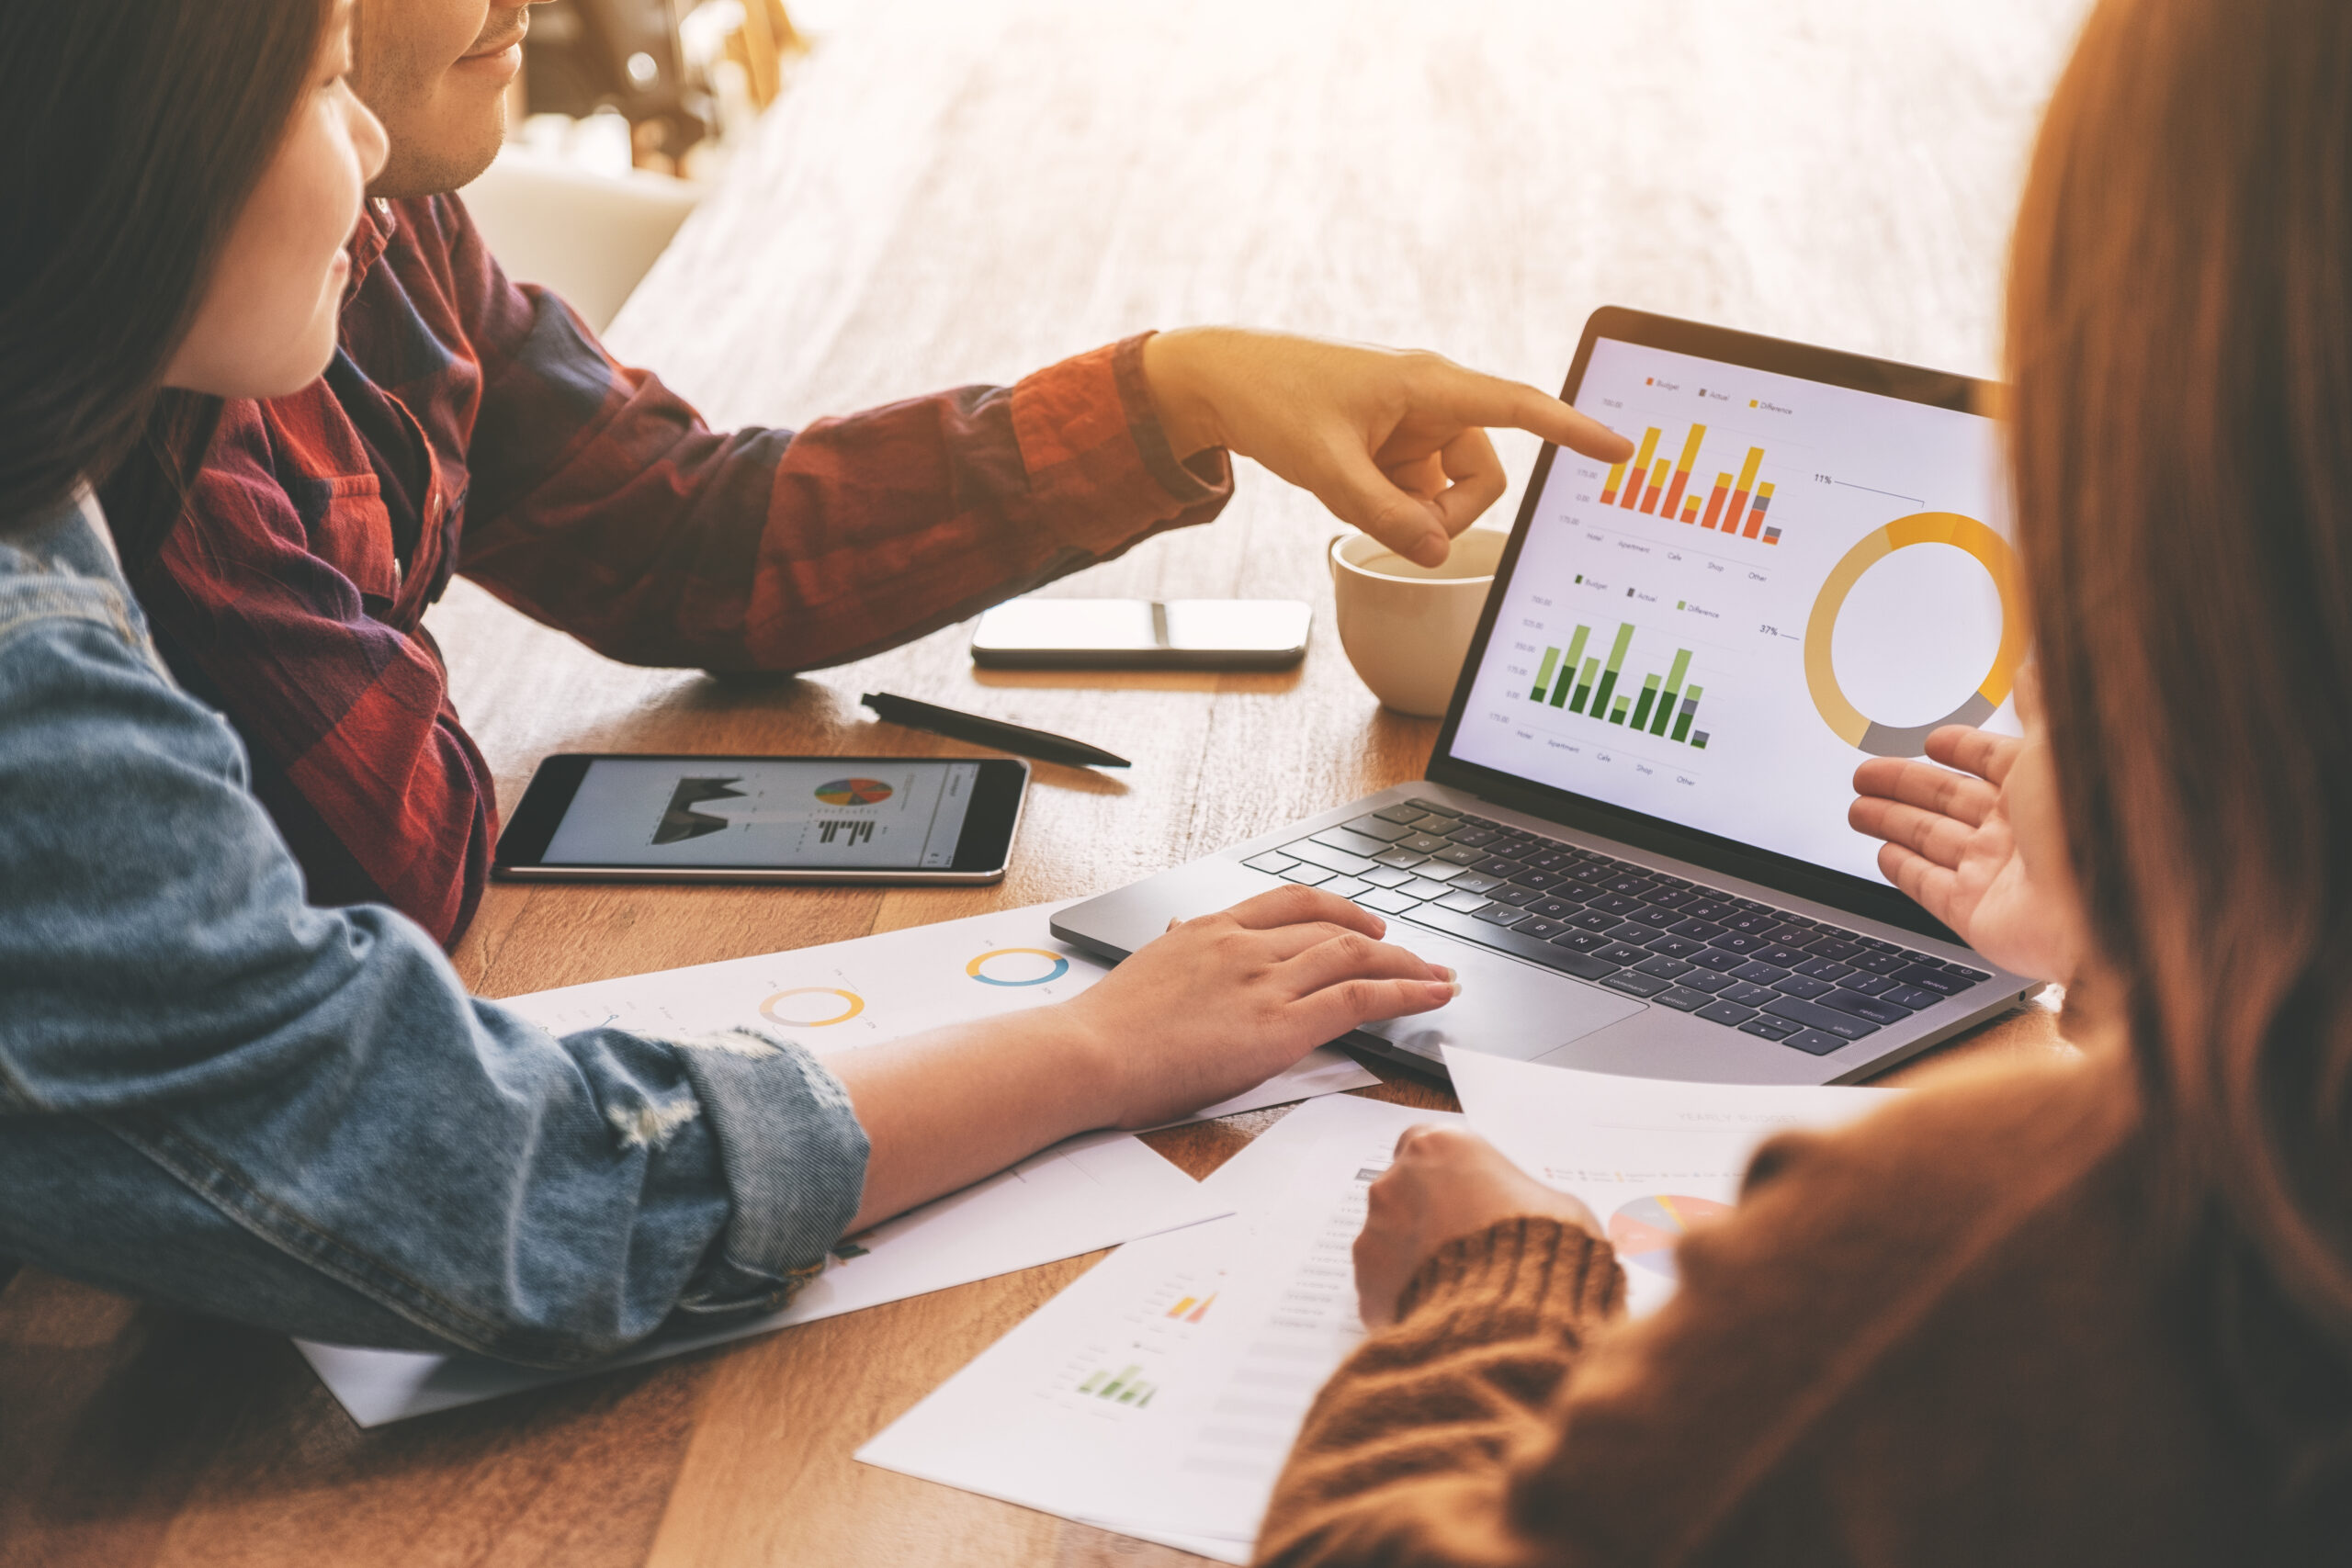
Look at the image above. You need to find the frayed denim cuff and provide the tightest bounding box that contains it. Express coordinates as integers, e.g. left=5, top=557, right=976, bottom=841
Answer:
left=665, top=1029, right=869, bottom=1313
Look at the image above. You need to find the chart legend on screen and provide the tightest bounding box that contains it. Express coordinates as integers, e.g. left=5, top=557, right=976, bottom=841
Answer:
left=1528, top=622, right=1712, bottom=747
left=1600, top=423, right=1783, bottom=544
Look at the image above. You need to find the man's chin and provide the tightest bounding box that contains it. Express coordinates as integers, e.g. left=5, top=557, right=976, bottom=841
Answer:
left=366, top=104, right=507, bottom=201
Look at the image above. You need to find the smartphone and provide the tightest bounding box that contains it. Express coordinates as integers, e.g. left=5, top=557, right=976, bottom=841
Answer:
left=492, top=754, right=1029, bottom=883
left=969, top=597, right=1311, bottom=670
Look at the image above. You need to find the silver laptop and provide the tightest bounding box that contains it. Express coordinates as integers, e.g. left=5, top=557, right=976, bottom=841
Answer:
left=1054, top=307, right=2037, bottom=1085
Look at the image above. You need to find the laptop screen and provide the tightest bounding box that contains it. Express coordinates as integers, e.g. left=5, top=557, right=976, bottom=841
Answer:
left=1447, top=334, right=2022, bottom=887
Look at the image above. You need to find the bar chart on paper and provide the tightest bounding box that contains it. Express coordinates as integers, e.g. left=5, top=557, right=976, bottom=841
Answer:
left=1599, top=419, right=1785, bottom=545
left=1077, top=1366, right=1158, bottom=1407
left=1527, top=621, right=1712, bottom=748
left=1042, top=1261, right=1233, bottom=1423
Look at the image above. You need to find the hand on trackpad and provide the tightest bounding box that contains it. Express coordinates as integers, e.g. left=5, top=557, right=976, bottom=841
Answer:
left=1356, top=925, right=1645, bottom=1062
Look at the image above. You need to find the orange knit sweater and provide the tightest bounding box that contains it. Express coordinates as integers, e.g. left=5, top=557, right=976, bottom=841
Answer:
left=1256, top=1047, right=2280, bottom=1566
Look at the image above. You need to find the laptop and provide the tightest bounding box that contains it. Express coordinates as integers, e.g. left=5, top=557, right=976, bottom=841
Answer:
left=1053, top=307, right=2038, bottom=1086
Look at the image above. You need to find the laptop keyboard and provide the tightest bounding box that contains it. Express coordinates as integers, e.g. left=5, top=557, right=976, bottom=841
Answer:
left=1242, top=796, right=1993, bottom=1059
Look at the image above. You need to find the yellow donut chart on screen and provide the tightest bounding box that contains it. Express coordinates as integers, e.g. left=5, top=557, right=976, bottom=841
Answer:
left=1804, top=512, right=2027, bottom=758
left=759, top=987, right=866, bottom=1028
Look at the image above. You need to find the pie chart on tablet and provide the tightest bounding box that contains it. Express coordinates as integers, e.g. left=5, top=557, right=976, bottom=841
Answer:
left=814, top=777, right=893, bottom=807
left=1608, top=1194, right=1733, bottom=1278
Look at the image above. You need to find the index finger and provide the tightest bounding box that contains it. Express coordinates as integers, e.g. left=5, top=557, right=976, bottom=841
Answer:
left=1423, top=367, right=1635, bottom=462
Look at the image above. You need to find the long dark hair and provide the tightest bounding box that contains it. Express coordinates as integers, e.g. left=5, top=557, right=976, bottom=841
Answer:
left=2008, top=0, right=2352, bottom=1547
left=0, top=0, right=332, bottom=563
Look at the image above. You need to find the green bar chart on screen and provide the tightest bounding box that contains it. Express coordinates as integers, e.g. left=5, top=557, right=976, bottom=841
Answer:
left=1526, top=622, right=1710, bottom=749
left=1651, top=648, right=1691, bottom=736
left=1567, top=657, right=1600, bottom=713
left=1630, top=674, right=1662, bottom=730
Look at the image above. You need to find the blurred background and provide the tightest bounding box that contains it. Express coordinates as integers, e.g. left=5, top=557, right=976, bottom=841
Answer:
left=463, top=0, right=848, bottom=328
left=431, top=0, right=2097, bottom=807
left=469, top=1, right=2092, bottom=363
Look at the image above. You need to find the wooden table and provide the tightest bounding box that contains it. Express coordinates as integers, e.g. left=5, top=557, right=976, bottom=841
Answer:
left=1, top=2, right=2092, bottom=1561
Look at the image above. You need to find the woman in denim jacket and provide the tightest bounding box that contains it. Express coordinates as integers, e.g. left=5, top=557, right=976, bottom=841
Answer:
left=0, top=0, right=1456, bottom=1368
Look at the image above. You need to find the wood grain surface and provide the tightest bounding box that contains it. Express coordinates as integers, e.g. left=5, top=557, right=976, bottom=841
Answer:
left=2, top=2, right=2093, bottom=1562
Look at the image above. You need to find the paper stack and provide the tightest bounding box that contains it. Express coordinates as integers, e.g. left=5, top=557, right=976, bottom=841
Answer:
left=860, top=1053, right=1896, bottom=1560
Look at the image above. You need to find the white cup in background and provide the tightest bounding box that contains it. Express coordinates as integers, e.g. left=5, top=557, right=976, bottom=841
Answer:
left=1327, top=529, right=1506, bottom=717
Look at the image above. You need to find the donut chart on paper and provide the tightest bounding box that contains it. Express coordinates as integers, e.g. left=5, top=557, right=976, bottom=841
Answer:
left=759, top=987, right=867, bottom=1027
left=1803, top=511, right=2026, bottom=757
left=1608, top=1193, right=1733, bottom=1278
left=966, top=947, right=1071, bottom=987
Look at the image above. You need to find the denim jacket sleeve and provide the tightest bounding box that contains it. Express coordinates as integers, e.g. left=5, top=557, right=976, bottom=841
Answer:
left=0, top=502, right=868, bottom=1368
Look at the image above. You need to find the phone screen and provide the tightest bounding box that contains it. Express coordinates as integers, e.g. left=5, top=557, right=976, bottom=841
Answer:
left=537, top=758, right=983, bottom=869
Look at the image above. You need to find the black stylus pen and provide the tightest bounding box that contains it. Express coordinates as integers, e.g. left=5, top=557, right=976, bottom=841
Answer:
left=861, top=692, right=1132, bottom=769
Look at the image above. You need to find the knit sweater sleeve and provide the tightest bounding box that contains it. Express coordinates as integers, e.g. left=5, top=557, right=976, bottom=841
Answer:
left=1255, top=1217, right=1625, bottom=1568
left=1255, top=1055, right=2181, bottom=1568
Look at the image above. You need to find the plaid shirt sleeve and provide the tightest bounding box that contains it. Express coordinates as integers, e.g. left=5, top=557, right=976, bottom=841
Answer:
left=142, top=196, right=1230, bottom=949
left=447, top=199, right=1234, bottom=671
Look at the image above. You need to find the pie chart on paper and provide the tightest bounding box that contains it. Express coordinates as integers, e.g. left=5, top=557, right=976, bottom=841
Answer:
left=814, top=777, right=893, bottom=807
left=1608, top=1194, right=1733, bottom=1278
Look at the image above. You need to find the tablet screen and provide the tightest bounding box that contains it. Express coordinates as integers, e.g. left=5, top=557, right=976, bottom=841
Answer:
left=537, top=758, right=981, bottom=869
left=1449, top=336, right=2023, bottom=886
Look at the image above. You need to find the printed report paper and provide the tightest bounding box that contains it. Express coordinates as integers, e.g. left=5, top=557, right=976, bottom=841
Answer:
left=859, top=1094, right=1449, bottom=1557
left=863, top=1061, right=1899, bottom=1555
left=1442, top=1048, right=1894, bottom=1315
left=294, top=900, right=1373, bottom=1426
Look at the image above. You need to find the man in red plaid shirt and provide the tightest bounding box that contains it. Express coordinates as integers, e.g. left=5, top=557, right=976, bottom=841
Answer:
left=131, top=0, right=1628, bottom=945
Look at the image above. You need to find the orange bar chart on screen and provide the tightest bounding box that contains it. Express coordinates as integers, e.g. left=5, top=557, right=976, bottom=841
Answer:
left=1699, top=472, right=1731, bottom=529
left=1724, top=446, right=1764, bottom=531
left=1621, top=427, right=1660, bottom=509
left=1640, top=457, right=1669, bottom=513
left=1659, top=423, right=1705, bottom=518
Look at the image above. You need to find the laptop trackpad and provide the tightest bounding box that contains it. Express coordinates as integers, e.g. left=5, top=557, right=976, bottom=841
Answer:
left=1351, top=924, right=1645, bottom=1063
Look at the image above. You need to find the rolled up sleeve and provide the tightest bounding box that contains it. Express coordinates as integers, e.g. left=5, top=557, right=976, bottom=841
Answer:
left=0, top=565, right=867, bottom=1366
left=666, top=1028, right=869, bottom=1313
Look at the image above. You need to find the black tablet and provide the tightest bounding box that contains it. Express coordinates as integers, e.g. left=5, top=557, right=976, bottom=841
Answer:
left=493, top=754, right=1030, bottom=884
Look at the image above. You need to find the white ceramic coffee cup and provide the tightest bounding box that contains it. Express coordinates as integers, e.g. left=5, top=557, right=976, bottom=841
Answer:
left=1328, top=529, right=1506, bottom=717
